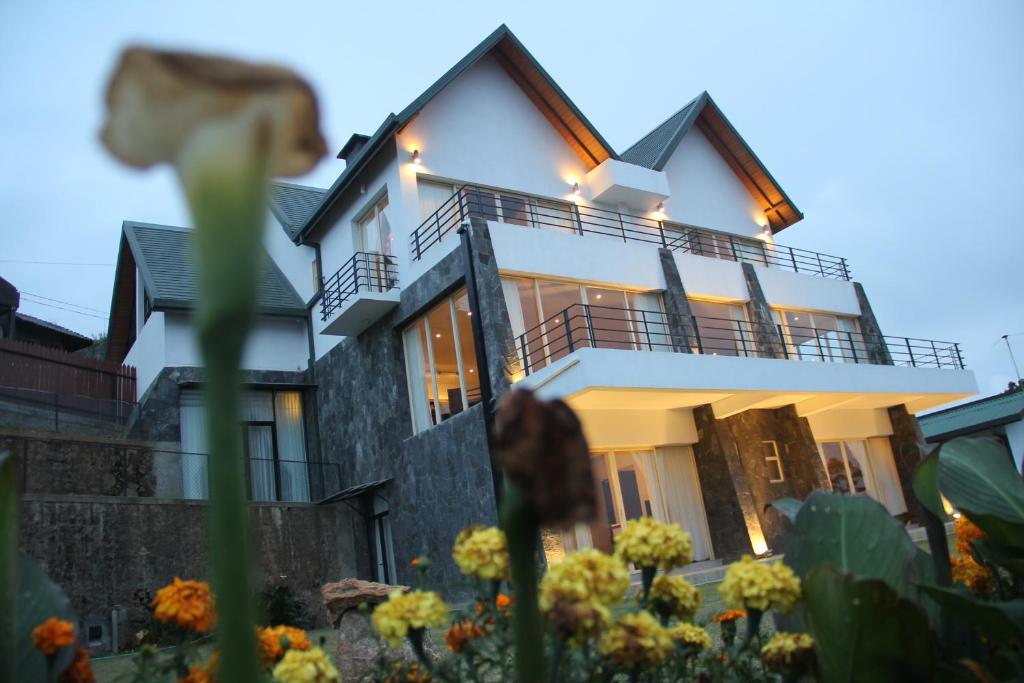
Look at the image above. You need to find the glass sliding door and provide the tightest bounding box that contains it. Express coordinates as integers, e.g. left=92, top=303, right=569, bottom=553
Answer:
left=817, top=440, right=876, bottom=497
left=775, top=309, right=863, bottom=363
left=688, top=299, right=751, bottom=357
left=179, top=390, right=209, bottom=500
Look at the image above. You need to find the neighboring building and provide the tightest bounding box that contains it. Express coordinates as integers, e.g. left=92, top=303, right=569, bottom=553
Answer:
left=101, top=25, right=976, bottom=593
left=0, top=276, right=93, bottom=352
left=919, top=385, right=1024, bottom=475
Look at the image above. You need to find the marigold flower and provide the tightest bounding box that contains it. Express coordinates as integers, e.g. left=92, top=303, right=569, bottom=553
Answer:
left=371, top=590, right=449, bottom=647
left=711, top=608, right=747, bottom=623
left=954, top=516, right=986, bottom=557
left=177, top=665, right=212, bottom=683
left=271, top=646, right=341, bottom=683
left=383, top=662, right=431, bottom=683
left=545, top=599, right=612, bottom=642
left=951, top=555, right=993, bottom=595
left=599, top=611, right=674, bottom=670
left=539, top=549, right=630, bottom=610
left=257, top=625, right=311, bottom=669
left=152, top=578, right=216, bottom=633
left=761, top=632, right=817, bottom=675
left=668, top=623, right=712, bottom=652
left=495, top=593, right=513, bottom=610
left=32, top=617, right=75, bottom=655
left=719, top=556, right=801, bottom=613
left=650, top=575, right=701, bottom=621
left=615, top=518, right=693, bottom=570
left=452, top=526, right=510, bottom=581
left=59, top=646, right=95, bottom=683
left=445, top=619, right=486, bottom=653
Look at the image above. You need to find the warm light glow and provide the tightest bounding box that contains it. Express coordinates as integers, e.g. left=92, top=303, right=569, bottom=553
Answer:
left=412, top=149, right=422, bottom=165
left=468, top=368, right=475, bottom=373
left=755, top=212, right=769, bottom=228
left=656, top=201, right=665, bottom=214
left=572, top=182, right=580, bottom=196
left=750, top=533, right=769, bottom=556
left=953, top=512, right=962, bottom=519
left=434, top=333, right=441, bottom=338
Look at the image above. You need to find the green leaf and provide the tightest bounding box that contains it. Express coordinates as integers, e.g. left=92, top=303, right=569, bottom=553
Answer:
left=767, top=497, right=803, bottom=522
left=16, top=552, right=76, bottom=683
left=973, top=539, right=1024, bottom=576
left=803, top=564, right=935, bottom=682
left=784, top=491, right=920, bottom=596
left=919, top=584, right=1024, bottom=646
left=1, top=452, right=16, bottom=683
left=913, top=449, right=945, bottom=519
left=938, top=437, right=1024, bottom=548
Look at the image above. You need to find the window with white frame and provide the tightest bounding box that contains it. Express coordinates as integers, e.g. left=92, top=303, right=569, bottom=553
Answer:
left=763, top=440, right=785, bottom=483
left=772, top=309, right=864, bottom=363
left=817, top=438, right=907, bottom=515
left=357, top=194, right=393, bottom=256
left=402, top=288, right=480, bottom=433
left=687, top=299, right=752, bottom=357
left=417, top=179, right=578, bottom=238
left=500, top=276, right=667, bottom=374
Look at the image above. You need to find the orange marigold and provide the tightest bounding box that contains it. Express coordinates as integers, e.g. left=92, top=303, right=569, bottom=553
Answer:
left=496, top=594, right=513, bottom=610
left=178, top=665, right=212, bottom=683
left=955, top=516, right=986, bottom=557
left=445, top=620, right=486, bottom=653
left=711, top=609, right=747, bottom=623
left=257, top=625, right=311, bottom=669
left=59, top=646, right=95, bottom=683
left=152, top=578, right=216, bottom=633
left=951, top=555, right=993, bottom=595
left=32, top=617, right=75, bottom=655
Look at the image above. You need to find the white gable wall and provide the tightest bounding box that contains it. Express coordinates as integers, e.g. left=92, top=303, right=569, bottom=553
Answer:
left=263, top=209, right=317, bottom=304
left=660, top=128, right=763, bottom=239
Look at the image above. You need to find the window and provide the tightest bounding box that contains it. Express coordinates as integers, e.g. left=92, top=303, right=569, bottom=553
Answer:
left=357, top=194, right=393, bottom=256
left=773, top=309, right=864, bottom=363
left=371, top=496, right=397, bottom=584
left=818, top=439, right=907, bottom=515
left=686, top=228, right=767, bottom=266
left=763, top=441, right=785, bottom=483
left=403, top=288, right=480, bottom=433
left=688, top=299, right=751, bottom=357
left=179, top=389, right=310, bottom=502
left=501, top=276, right=667, bottom=374
left=417, top=179, right=578, bottom=236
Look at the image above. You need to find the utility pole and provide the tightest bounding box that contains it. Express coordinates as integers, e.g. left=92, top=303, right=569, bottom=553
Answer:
left=1003, top=334, right=1022, bottom=384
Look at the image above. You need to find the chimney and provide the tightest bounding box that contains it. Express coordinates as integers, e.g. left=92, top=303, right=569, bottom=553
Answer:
left=337, top=133, right=371, bottom=162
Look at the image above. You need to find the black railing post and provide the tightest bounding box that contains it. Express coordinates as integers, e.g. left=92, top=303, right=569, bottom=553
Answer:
left=930, top=340, right=939, bottom=368
left=737, top=320, right=749, bottom=357
left=906, top=339, right=916, bottom=367
left=519, top=334, right=530, bottom=377
left=658, top=221, right=667, bottom=248
left=583, top=304, right=596, bottom=348
left=618, top=214, right=628, bottom=243
left=816, top=253, right=825, bottom=278
left=848, top=331, right=859, bottom=364
left=413, top=230, right=422, bottom=261
left=640, top=309, right=652, bottom=350
left=352, top=255, right=361, bottom=296
left=955, top=343, right=964, bottom=369
left=563, top=308, right=575, bottom=353
left=778, top=324, right=790, bottom=359
left=841, top=258, right=851, bottom=281
left=815, top=330, right=826, bottom=361
left=728, top=235, right=739, bottom=260
left=692, top=316, right=704, bottom=354
left=573, top=203, right=584, bottom=236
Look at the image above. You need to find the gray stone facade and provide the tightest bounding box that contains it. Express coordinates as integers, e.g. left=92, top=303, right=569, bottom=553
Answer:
left=888, top=404, right=926, bottom=520
left=854, top=282, right=894, bottom=365
left=740, top=263, right=786, bottom=358
left=657, top=248, right=698, bottom=351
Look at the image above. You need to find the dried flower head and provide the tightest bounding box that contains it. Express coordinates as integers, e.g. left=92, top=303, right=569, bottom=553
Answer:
left=152, top=578, right=216, bottom=633
left=545, top=599, right=611, bottom=642
left=951, top=554, right=993, bottom=595
left=493, top=389, right=595, bottom=525
left=668, top=623, right=712, bottom=652
left=615, top=517, right=693, bottom=570
left=101, top=48, right=325, bottom=176
left=59, top=645, right=95, bottom=683
left=599, top=611, right=674, bottom=670
left=257, top=625, right=311, bottom=669
left=719, top=556, right=801, bottom=613
left=371, top=589, right=449, bottom=647
left=452, top=525, right=510, bottom=581
left=954, top=516, right=986, bottom=557
left=761, top=632, right=817, bottom=675
left=271, top=646, right=341, bottom=683
left=650, top=575, right=702, bottom=621
left=31, top=617, right=75, bottom=655
left=445, top=619, right=486, bottom=653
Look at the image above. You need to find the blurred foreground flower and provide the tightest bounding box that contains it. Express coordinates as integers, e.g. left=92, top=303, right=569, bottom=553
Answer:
left=272, top=646, right=341, bottom=683
left=668, top=622, right=712, bottom=653
left=257, top=624, right=311, bottom=670
left=719, top=556, right=801, bottom=614
left=152, top=577, right=216, bottom=633
left=371, top=589, right=449, bottom=648
left=616, top=517, right=693, bottom=571
left=452, top=525, right=509, bottom=581
left=31, top=617, right=75, bottom=655
left=600, top=611, right=674, bottom=670
left=761, top=632, right=817, bottom=676
left=650, top=574, right=702, bottom=621
left=59, top=645, right=95, bottom=683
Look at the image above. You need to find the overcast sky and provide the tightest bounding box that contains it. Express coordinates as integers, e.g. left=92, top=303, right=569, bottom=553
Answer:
left=1, top=1, right=1021, bottom=402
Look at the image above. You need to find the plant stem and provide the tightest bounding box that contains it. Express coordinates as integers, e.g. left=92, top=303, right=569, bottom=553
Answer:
left=732, top=608, right=762, bottom=657
left=640, top=566, right=657, bottom=606
left=500, top=480, right=547, bottom=682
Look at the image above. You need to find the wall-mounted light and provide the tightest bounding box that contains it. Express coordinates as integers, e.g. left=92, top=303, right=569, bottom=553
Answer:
left=571, top=182, right=580, bottom=196
left=411, top=149, right=422, bottom=165
left=655, top=202, right=665, bottom=214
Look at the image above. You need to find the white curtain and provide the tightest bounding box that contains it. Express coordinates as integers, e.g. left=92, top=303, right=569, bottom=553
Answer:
left=866, top=438, right=908, bottom=515
left=636, top=451, right=667, bottom=521
left=274, top=391, right=310, bottom=502
left=179, top=389, right=208, bottom=500
left=403, top=324, right=432, bottom=433
left=630, top=292, right=670, bottom=351
left=244, top=393, right=275, bottom=501
left=656, top=446, right=714, bottom=561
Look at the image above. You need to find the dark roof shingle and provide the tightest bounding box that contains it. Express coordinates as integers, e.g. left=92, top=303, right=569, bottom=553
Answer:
left=269, top=182, right=327, bottom=240
left=620, top=95, right=702, bottom=169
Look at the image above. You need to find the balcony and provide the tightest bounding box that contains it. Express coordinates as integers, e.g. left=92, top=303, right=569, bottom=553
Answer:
left=319, top=252, right=399, bottom=336
left=410, top=184, right=850, bottom=280
left=515, top=303, right=964, bottom=376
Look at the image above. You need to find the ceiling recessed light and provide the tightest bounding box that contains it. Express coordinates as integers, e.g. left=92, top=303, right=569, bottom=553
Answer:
left=435, top=333, right=441, bottom=338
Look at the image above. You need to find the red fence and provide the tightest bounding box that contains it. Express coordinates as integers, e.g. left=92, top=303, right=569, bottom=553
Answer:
left=0, top=338, right=136, bottom=403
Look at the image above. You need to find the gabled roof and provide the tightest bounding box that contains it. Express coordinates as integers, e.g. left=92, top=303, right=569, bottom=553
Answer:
left=918, top=391, right=1024, bottom=441
left=270, top=181, right=327, bottom=240
left=122, top=221, right=306, bottom=316
left=15, top=313, right=93, bottom=351
left=292, top=24, right=616, bottom=244
left=621, top=92, right=803, bottom=232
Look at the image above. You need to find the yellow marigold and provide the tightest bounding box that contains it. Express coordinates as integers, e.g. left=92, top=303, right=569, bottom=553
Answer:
left=545, top=599, right=612, bottom=642
left=152, top=578, right=216, bottom=633
left=711, top=609, right=746, bottom=623
left=59, top=646, right=95, bottom=683
left=445, top=619, right=486, bottom=653
left=599, top=611, right=674, bottom=670
left=615, top=518, right=693, bottom=570
left=371, top=590, right=449, bottom=647
left=539, top=549, right=630, bottom=610
left=761, top=632, right=817, bottom=674
left=955, top=516, right=986, bottom=557
left=951, top=555, right=993, bottom=595
left=452, top=525, right=510, bottom=581
left=719, top=556, right=801, bottom=613
left=668, top=623, right=712, bottom=652
left=650, top=575, right=702, bottom=620
left=32, top=617, right=75, bottom=655
left=271, top=646, right=340, bottom=683
left=383, top=662, right=431, bottom=683
left=257, top=625, right=311, bottom=669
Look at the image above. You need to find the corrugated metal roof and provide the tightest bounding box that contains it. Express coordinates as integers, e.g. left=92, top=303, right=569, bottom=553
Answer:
left=269, top=181, right=327, bottom=240
left=620, top=95, right=702, bottom=168
left=919, top=392, right=1024, bottom=440
left=123, top=221, right=306, bottom=316
left=16, top=312, right=92, bottom=343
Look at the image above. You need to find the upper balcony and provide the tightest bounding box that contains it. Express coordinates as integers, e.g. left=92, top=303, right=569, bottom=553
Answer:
left=319, top=252, right=399, bottom=336
left=410, top=184, right=850, bottom=280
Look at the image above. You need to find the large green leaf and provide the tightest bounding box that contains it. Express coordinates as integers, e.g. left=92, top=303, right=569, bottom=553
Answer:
left=1, top=452, right=16, bottom=683
left=767, top=497, right=803, bottom=522
left=919, top=584, right=1024, bottom=647
left=16, top=552, right=76, bottom=682
left=938, top=437, right=1024, bottom=548
left=784, top=491, right=920, bottom=596
left=913, top=449, right=945, bottom=519
left=803, top=564, right=935, bottom=682
left=973, top=539, right=1024, bottom=577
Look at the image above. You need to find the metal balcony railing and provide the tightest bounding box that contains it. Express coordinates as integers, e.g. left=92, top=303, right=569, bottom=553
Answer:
left=320, top=251, right=398, bottom=322
left=410, top=184, right=851, bottom=280
left=514, top=303, right=964, bottom=376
